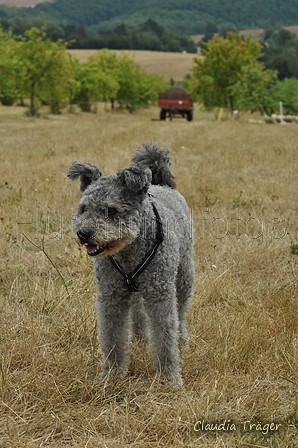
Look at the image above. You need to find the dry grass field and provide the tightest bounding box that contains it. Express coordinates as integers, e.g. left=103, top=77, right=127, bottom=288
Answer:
left=68, top=50, right=196, bottom=82
left=0, top=0, right=52, bottom=6
left=1, top=103, right=298, bottom=447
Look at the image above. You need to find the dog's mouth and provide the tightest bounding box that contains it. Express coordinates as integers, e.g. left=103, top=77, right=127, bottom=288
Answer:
left=84, top=243, right=107, bottom=256
left=79, top=238, right=131, bottom=257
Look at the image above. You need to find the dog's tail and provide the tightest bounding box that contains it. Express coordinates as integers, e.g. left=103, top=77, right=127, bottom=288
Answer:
left=132, top=142, right=176, bottom=189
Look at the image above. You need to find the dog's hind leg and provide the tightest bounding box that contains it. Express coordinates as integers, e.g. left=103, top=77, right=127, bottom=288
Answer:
left=96, top=291, right=131, bottom=379
left=176, top=255, right=195, bottom=346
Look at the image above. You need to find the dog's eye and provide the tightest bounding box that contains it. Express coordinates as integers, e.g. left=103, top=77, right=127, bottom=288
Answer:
left=106, top=207, right=118, bottom=217
left=80, top=205, right=88, bottom=214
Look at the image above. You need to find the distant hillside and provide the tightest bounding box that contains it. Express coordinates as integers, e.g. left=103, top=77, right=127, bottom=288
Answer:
left=1, top=0, right=298, bottom=35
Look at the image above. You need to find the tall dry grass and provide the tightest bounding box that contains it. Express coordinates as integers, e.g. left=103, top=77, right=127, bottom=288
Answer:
left=0, top=103, right=298, bottom=447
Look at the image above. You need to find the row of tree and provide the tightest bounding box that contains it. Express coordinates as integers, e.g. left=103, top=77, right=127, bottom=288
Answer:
left=0, top=18, right=196, bottom=53
left=0, top=0, right=298, bottom=36
left=2, top=26, right=297, bottom=118
left=72, top=20, right=196, bottom=52
left=185, top=32, right=298, bottom=115
left=0, top=27, right=169, bottom=116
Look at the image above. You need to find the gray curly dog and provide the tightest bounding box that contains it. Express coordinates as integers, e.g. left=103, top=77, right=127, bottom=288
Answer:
left=67, top=143, right=195, bottom=385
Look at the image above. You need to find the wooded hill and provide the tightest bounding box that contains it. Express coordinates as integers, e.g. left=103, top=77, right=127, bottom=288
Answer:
left=0, top=0, right=298, bottom=35
left=0, top=18, right=197, bottom=52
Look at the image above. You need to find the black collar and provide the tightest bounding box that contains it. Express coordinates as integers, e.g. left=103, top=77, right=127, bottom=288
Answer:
left=109, top=201, right=164, bottom=292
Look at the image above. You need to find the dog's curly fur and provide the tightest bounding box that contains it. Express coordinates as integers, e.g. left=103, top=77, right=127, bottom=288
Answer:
left=68, top=142, right=195, bottom=385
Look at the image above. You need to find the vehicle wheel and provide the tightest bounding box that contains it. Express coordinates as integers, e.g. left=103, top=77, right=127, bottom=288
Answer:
left=187, top=110, right=193, bottom=121
left=160, top=109, right=166, bottom=120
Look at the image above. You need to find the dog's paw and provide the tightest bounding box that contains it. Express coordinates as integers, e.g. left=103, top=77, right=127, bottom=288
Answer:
left=158, top=370, right=183, bottom=388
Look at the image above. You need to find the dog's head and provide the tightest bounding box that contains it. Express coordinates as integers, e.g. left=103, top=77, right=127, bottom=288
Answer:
left=67, top=161, right=152, bottom=257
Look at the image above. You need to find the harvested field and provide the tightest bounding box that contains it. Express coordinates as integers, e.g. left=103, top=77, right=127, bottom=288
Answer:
left=191, top=26, right=298, bottom=43
left=0, top=0, right=52, bottom=5
left=285, top=25, right=298, bottom=37
left=240, top=26, right=298, bottom=37
left=0, top=103, right=298, bottom=447
left=68, top=49, right=196, bottom=82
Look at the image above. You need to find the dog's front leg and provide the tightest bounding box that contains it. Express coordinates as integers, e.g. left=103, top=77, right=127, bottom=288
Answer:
left=96, top=292, right=130, bottom=379
left=144, top=287, right=182, bottom=386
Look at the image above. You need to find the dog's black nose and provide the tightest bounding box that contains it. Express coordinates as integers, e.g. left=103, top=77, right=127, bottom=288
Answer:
left=77, top=228, right=92, bottom=243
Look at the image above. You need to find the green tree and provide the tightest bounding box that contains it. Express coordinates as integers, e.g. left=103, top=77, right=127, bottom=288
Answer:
left=87, top=50, right=119, bottom=108
left=0, top=27, right=20, bottom=105
left=17, top=27, right=69, bottom=116
left=271, top=78, right=298, bottom=114
left=116, top=55, right=138, bottom=109
left=192, top=32, right=275, bottom=111
left=134, top=68, right=168, bottom=106
left=116, top=55, right=167, bottom=109
left=183, top=74, right=199, bottom=102
left=231, top=64, right=276, bottom=114
left=67, top=54, right=80, bottom=112
left=73, top=57, right=109, bottom=112
left=37, top=44, right=73, bottom=114
left=73, top=51, right=121, bottom=112
left=73, top=63, right=99, bottom=112
left=265, top=29, right=298, bottom=80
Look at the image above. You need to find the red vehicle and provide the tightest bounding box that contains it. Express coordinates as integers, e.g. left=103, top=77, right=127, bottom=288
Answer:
left=158, top=86, right=193, bottom=121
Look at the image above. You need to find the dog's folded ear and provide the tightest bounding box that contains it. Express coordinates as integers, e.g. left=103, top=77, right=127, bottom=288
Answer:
left=67, top=161, right=102, bottom=193
left=117, top=165, right=152, bottom=197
